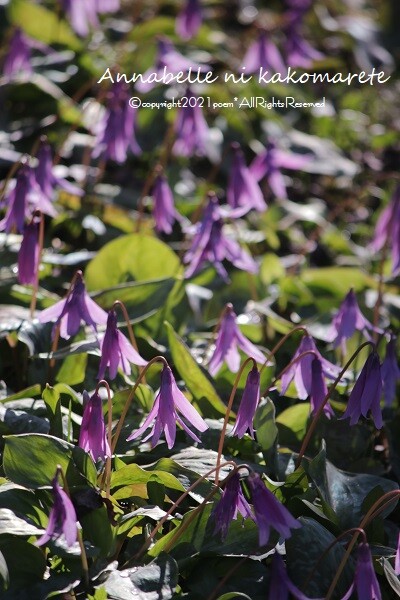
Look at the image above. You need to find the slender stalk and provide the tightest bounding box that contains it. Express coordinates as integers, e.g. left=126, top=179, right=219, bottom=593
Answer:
left=207, top=555, right=250, bottom=600
left=295, top=341, right=374, bottom=469
left=111, top=356, right=168, bottom=454
left=259, top=325, right=308, bottom=374
left=129, top=460, right=239, bottom=564
left=215, top=357, right=255, bottom=487
left=112, top=299, right=145, bottom=381
left=29, top=212, right=45, bottom=318
left=96, top=380, right=113, bottom=499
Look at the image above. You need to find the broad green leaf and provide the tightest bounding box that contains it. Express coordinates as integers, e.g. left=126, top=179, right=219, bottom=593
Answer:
left=300, top=267, right=376, bottom=297
left=111, top=463, right=185, bottom=501
left=0, top=385, right=41, bottom=403
left=165, top=321, right=227, bottom=417
left=3, top=434, right=97, bottom=489
left=0, top=508, right=44, bottom=536
left=0, top=538, right=46, bottom=590
left=276, top=403, right=310, bottom=446
left=42, top=384, right=63, bottom=438
left=254, top=399, right=278, bottom=470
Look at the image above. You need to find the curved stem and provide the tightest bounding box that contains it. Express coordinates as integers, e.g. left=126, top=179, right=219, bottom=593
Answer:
left=96, top=380, right=113, bottom=498
left=206, top=556, right=250, bottom=600
left=215, top=357, right=256, bottom=487
left=112, top=299, right=145, bottom=381
left=259, top=325, right=308, bottom=374
left=295, top=341, right=375, bottom=469
left=129, top=460, right=239, bottom=565
left=261, top=349, right=319, bottom=398
left=111, top=356, right=168, bottom=453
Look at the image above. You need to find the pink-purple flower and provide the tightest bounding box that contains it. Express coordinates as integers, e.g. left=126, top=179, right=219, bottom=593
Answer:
left=242, top=31, right=286, bottom=75
left=36, top=473, right=77, bottom=548
left=3, top=29, right=33, bottom=77
left=183, top=195, right=258, bottom=281
left=211, top=471, right=253, bottom=539
left=309, top=357, right=334, bottom=418
left=208, top=304, right=266, bottom=376
left=370, top=186, right=400, bottom=277
left=327, top=289, right=375, bottom=352
left=93, top=81, right=141, bottom=163
left=61, top=0, right=99, bottom=37
left=284, top=3, right=324, bottom=68
left=35, top=138, right=83, bottom=200
left=78, top=390, right=111, bottom=462
left=127, top=364, right=208, bottom=449
left=39, top=271, right=108, bottom=339
left=230, top=366, right=260, bottom=438
left=268, top=552, right=321, bottom=600
left=381, top=334, right=399, bottom=407
left=341, top=543, right=381, bottom=600
left=152, top=173, right=181, bottom=235
left=18, top=214, right=41, bottom=285
left=98, top=309, right=147, bottom=380
left=247, top=472, right=301, bottom=546
left=173, top=90, right=210, bottom=157
left=227, top=143, right=267, bottom=213
left=176, top=0, right=202, bottom=41
left=342, top=351, right=383, bottom=429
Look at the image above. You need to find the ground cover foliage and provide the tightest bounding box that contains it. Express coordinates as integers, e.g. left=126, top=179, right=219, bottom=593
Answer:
left=0, top=0, right=399, bottom=598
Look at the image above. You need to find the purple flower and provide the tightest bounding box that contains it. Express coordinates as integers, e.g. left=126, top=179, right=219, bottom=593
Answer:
left=341, top=543, right=381, bottom=600
left=3, top=29, right=33, bottom=77
left=78, top=390, right=111, bottom=462
left=152, top=173, right=181, bottom=235
left=284, top=6, right=324, bottom=68
left=127, top=364, right=208, bottom=449
left=342, top=351, right=383, bottom=429
left=309, top=358, right=334, bottom=418
left=36, top=474, right=77, bottom=548
left=227, top=143, right=267, bottom=213
left=98, top=310, right=147, bottom=380
left=250, top=141, right=312, bottom=199
left=35, top=138, right=83, bottom=199
left=211, top=472, right=253, bottom=539
left=381, top=335, right=400, bottom=407
left=0, top=163, right=56, bottom=234
left=39, top=271, right=108, bottom=340
left=61, top=0, right=99, bottom=37
left=96, top=0, right=120, bottom=13
left=281, top=334, right=340, bottom=399
left=370, top=186, right=400, bottom=276
left=176, top=0, right=202, bottom=41
left=173, top=91, right=210, bottom=157
left=247, top=472, right=301, bottom=546
left=208, top=304, right=266, bottom=377
left=242, top=31, right=286, bottom=75
left=183, top=195, right=258, bottom=281
left=327, top=289, right=375, bottom=352
left=230, top=366, right=260, bottom=438
left=268, top=552, right=322, bottom=600
left=136, top=38, right=210, bottom=93
left=18, top=215, right=40, bottom=285
left=93, top=81, right=141, bottom=163
left=395, top=533, right=400, bottom=576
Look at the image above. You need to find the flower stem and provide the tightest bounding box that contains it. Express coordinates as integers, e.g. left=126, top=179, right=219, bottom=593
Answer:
left=215, top=357, right=255, bottom=487
left=261, top=349, right=319, bottom=398
left=295, top=340, right=374, bottom=469
left=29, top=212, right=45, bottom=319
left=112, top=300, right=146, bottom=382
left=259, top=325, right=308, bottom=374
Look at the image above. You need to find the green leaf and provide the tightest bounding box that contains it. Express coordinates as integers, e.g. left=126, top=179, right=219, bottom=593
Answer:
left=42, top=384, right=63, bottom=438
left=381, top=557, right=400, bottom=597
left=7, top=0, right=81, bottom=50
left=0, top=550, right=8, bottom=589
left=165, top=321, right=227, bottom=417
left=3, top=434, right=96, bottom=489
left=80, top=505, right=115, bottom=559
left=253, top=399, right=278, bottom=470
left=0, top=508, right=44, bottom=536
left=104, top=553, right=178, bottom=600
left=300, top=267, right=376, bottom=297
left=0, top=538, right=46, bottom=590
left=276, top=403, right=310, bottom=446
left=111, top=463, right=185, bottom=501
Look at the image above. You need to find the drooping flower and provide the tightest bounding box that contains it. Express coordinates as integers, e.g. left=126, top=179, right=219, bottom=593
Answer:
left=281, top=334, right=340, bottom=399
left=61, top=0, right=99, bottom=37
left=93, top=81, right=141, bottom=163
left=35, top=138, right=83, bottom=200
left=381, top=334, right=400, bottom=407
left=211, top=471, right=253, bottom=539
left=127, top=364, right=208, bottom=449
left=3, top=29, right=33, bottom=77
left=230, top=366, right=260, bottom=438
left=18, top=214, right=41, bottom=285
left=183, top=195, right=258, bottom=281
left=97, top=309, right=147, bottom=380
left=309, top=358, right=334, bottom=418
left=370, top=186, right=400, bottom=276
left=136, top=38, right=210, bottom=94
left=341, top=543, right=382, bottom=600
left=327, top=289, right=375, bottom=352
left=242, top=31, right=286, bottom=75
left=36, top=474, right=78, bottom=548
left=247, top=472, right=301, bottom=546
left=38, top=271, right=108, bottom=340
left=173, top=90, right=210, bottom=157
left=152, top=173, right=181, bottom=235
left=284, top=4, right=324, bottom=68
left=395, top=533, right=400, bottom=576
left=176, top=0, right=202, bottom=41
left=342, top=351, right=383, bottom=429
left=250, top=140, right=312, bottom=199
left=208, top=304, right=266, bottom=377
left=78, top=390, right=111, bottom=462
left=96, top=0, right=120, bottom=13
left=227, top=143, right=267, bottom=213
left=0, top=163, right=56, bottom=234
left=268, top=552, right=322, bottom=600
